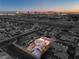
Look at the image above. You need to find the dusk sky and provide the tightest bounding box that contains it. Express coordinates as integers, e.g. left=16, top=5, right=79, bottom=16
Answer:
left=0, top=0, right=79, bottom=12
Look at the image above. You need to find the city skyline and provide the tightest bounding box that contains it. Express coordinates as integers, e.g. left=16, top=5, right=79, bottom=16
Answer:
left=0, top=0, right=79, bottom=12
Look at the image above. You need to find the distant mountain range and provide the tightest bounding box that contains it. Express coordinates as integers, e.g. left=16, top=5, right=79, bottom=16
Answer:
left=0, top=11, right=16, bottom=14
left=0, top=11, right=79, bottom=15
